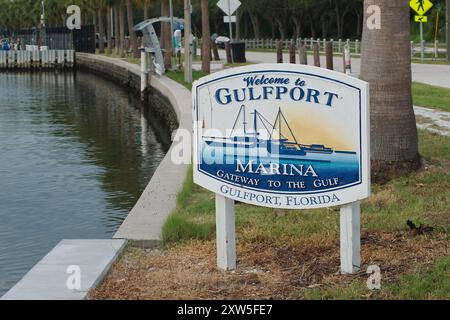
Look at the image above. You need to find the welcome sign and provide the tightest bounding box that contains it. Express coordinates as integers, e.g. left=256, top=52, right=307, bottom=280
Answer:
left=193, top=64, right=370, bottom=210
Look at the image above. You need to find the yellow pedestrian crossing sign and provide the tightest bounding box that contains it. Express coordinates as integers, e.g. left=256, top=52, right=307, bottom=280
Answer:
left=415, top=15, right=428, bottom=23
left=410, top=0, right=433, bottom=16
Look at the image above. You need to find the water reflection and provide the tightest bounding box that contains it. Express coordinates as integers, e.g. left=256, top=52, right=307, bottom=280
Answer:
left=0, top=71, right=170, bottom=295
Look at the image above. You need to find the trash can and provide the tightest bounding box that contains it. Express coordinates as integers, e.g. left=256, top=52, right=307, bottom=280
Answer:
left=231, top=41, right=246, bottom=63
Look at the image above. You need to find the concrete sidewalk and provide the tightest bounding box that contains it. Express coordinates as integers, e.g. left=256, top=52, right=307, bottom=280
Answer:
left=1, top=240, right=126, bottom=300
left=414, top=106, right=450, bottom=136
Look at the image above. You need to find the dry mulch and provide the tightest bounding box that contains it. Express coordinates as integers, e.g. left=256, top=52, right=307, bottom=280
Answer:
left=89, top=231, right=449, bottom=300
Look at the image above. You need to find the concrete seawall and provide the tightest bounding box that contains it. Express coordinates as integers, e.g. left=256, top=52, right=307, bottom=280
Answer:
left=76, top=53, right=192, bottom=247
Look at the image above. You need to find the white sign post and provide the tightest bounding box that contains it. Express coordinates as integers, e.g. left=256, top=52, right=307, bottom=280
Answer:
left=193, top=64, right=370, bottom=273
left=340, top=201, right=361, bottom=274
left=216, top=195, right=236, bottom=270
left=217, top=0, right=241, bottom=42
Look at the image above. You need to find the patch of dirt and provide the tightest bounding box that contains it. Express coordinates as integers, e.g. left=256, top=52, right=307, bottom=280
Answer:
left=89, top=231, right=449, bottom=300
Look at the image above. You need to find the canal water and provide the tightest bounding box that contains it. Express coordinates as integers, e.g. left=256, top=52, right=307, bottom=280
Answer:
left=0, top=71, right=171, bottom=295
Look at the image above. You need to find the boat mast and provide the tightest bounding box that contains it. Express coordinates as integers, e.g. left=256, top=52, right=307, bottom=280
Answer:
left=230, top=105, right=245, bottom=137
left=243, top=105, right=247, bottom=134
left=253, top=110, right=258, bottom=138
left=278, top=108, right=282, bottom=141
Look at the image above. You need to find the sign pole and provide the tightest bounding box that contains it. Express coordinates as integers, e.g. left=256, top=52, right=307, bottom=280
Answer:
left=340, top=201, right=361, bottom=274
left=228, top=0, right=233, bottom=42
left=215, top=194, right=236, bottom=271
left=420, top=21, right=424, bottom=61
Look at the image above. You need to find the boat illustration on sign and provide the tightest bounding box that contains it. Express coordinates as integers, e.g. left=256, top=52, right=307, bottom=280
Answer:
left=200, top=105, right=361, bottom=193
left=202, top=105, right=357, bottom=163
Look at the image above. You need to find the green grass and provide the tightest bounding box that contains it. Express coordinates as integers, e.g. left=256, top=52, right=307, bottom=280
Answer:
left=162, top=130, right=450, bottom=245
left=162, top=165, right=215, bottom=245
left=97, top=50, right=141, bottom=65
left=412, top=58, right=450, bottom=65
left=165, top=70, right=206, bottom=90
left=301, top=257, right=450, bottom=300
left=386, top=257, right=450, bottom=300
left=412, top=82, right=450, bottom=112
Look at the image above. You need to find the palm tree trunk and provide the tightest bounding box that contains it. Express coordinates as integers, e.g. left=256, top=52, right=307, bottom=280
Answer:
left=161, top=0, right=172, bottom=69
left=126, top=0, right=139, bottom=58
left=446, top=0, right=450, bottom=61
left=360, top=0, right=420, bottom=183
left=201, top=0, right=211, bottom=74
left=144, top=0, right=150, bottom=20
left=107, top=6, right=113, bottom=54
left=119, top=0, right=125, bottom=57
left=93, top=8, right=98, bottom=34
left=98, top=7, right=105, bottom=54
left=114, top=3, right=120, bottom=54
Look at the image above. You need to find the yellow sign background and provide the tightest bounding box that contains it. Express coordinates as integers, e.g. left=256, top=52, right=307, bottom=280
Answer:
left=415, top=15, right=428, bottom=23
left=410, top=0, right=433, bottom=16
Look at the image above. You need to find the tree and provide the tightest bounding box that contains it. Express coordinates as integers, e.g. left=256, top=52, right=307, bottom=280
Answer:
left=98, top=2, right=106, bottom=54
left=119, top=0, right=126, bottom=57
left=201, top=0, right=211, bottom=74
left=259, top=0, right=289, bottom=39
left=114, top=1, right=121, bottom=54
left=161, top=0, right=173, bottom=69
left=360, top=0, right=421, bottom=183
left=288, top=0, right=307, bottom=39
left=242, top=0, right=261, bottom=39
left=107, top=1, right=114, bottom=54
left=143, top=0, right=150, bottom=20
left=332, top=0, right=352, bottom=39
left=447, top=0, right=450, bottom=61
left=126, top=0, right=139, bottom=58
